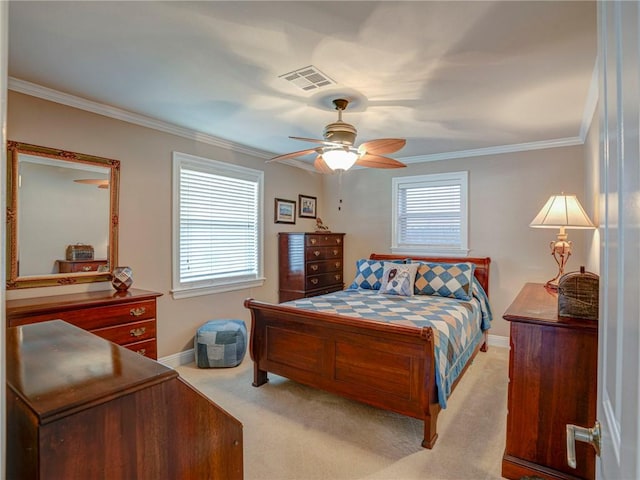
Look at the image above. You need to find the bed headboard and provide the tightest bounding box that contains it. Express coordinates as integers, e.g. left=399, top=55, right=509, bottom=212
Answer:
left=368, top=254, right=491, bottom=298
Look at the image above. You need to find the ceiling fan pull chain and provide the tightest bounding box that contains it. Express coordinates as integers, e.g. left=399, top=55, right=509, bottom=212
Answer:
left=338, top=172, right=344, bottom=211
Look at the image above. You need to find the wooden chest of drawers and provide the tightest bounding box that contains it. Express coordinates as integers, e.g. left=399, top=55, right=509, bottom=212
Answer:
left=502, top=283, right=597, bottom=480
left=56, top=259, right=108, bottom=273
left=278, top=232, right=345, bottom=302
left=7, top=320, right=243, bottom=479
left=6, top=288, right=162, bottom=359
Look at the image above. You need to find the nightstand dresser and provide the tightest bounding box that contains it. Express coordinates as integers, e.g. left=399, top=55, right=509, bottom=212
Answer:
left=278, top=232, right=345, bottom=302
left=502, top=282, right=598, bottom=480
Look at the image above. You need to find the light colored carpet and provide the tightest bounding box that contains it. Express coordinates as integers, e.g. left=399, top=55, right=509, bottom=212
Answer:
left=176, top=346, right=509, bottom=480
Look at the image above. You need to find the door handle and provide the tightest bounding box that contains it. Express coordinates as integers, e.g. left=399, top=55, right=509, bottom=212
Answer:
left=566, top=421, right=601, bottom=469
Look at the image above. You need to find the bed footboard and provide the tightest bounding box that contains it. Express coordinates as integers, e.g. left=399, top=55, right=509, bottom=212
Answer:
left=244, top=298, right=442, bottom=448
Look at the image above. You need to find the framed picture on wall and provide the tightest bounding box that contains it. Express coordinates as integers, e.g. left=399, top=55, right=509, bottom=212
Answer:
left=274, top=198, right=296, bottom=224
left=298, top=194, right=317, bottom=219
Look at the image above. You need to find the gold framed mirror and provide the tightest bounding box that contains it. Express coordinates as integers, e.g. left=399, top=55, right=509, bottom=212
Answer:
left=6, top=141, right=120, bottom=289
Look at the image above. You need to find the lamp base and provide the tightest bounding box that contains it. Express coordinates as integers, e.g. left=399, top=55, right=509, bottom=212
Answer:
left=545, top=279, right=560, bottom=291
left=547, top=233, right=572, bottom=290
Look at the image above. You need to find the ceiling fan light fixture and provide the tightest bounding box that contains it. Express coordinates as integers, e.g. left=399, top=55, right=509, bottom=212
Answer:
left=322, top=149, right=358, bottom=171
left=268, top=97, right=407, bottom=173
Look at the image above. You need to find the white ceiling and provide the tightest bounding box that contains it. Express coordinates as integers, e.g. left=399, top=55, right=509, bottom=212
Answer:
left=8, top=1, right=597, bottom=166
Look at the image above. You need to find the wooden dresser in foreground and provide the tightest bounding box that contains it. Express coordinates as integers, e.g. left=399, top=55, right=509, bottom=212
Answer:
left=6, top=288, right=162, bottom=359
left=7, top=320, right=243, bottom=479
left=278, top=232, right=345, bottom=302
left=502, top=283, right=597, bottom=480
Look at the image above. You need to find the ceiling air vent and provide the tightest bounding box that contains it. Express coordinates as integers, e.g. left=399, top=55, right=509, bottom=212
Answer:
left=279, top=65, right=336, bottom=91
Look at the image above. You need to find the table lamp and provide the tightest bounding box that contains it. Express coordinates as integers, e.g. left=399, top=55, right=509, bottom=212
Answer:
left=530, top=194, right=595, bottom=289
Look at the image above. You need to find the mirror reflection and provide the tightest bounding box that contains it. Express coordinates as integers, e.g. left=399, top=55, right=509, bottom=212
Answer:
left=6, top=141, right=120, bottom=289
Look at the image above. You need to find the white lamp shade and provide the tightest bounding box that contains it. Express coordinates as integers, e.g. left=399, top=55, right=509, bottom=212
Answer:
left=322, top=149, right=358, bottom=171
left=530, top=194, right=595, bottom=229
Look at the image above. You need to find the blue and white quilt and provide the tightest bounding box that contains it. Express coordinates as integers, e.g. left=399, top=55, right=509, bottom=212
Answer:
left=284, top=281, right=492, bottom=409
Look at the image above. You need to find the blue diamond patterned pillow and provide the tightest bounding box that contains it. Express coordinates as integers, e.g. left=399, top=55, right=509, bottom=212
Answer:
left=348, top=259, right=404, bottom=290
left=413, top=262, right=475, bottom=300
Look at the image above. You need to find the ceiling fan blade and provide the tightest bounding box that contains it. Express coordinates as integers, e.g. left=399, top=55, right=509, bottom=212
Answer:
left=267, top=148, right=319, bottom=163
left=358, top=138, right=406, bottom=156
left=314, top=155, right=334, bottom=174
left=356, top=154, right=406, bottom=169
left=74, top=179, right=109, bottom=186
left=290, top=136, right=349, bottom=148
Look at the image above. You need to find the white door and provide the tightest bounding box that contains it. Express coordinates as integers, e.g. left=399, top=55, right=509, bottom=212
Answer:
left=0, top=0, right=8, bottom=473
left=597, top=1, right=640, bottom=478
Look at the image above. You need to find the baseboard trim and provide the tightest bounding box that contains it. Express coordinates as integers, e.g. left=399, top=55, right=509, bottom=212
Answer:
left=488, top=334, right=509, bottom=349
left=159, top=348, right=194, bottom=368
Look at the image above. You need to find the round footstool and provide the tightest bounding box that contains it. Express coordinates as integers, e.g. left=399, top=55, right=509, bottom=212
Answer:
left=194, top=319, right=247, bottom=368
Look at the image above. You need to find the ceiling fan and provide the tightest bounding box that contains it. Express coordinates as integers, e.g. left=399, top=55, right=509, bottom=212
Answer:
left=74, top=178, right=109, bottom=189
left=268, top=98, right=407, bottom=173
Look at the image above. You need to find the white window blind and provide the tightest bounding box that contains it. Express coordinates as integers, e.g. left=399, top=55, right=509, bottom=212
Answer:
left=172, top=152, right=264, bottom=298
left=392, top=172, right=468, bottom=255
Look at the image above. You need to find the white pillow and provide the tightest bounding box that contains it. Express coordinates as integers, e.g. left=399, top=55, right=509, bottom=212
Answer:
left=378, top=262, right=419, bottom=296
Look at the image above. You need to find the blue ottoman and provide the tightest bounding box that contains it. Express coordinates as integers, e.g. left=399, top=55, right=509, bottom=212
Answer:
left=194, top=319, right=247, bottom=368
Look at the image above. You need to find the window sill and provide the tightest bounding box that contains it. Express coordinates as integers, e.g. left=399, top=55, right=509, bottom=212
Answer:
left=171, top=277, right=265, bottom=299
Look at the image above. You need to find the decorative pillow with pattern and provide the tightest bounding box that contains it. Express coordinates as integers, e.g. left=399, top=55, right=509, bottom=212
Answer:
left=348, top=259, right=404, bottom=290
left=379, top=262, right=420, bottom=296
left=413, top=262, right=475, bottom=300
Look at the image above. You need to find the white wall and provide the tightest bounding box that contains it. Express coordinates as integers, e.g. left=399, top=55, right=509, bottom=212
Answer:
left=7, top=91, right=323, bottom=356
left=321, top=146, right=588, bottom=339
left=583, top=108, right=600, bottom=273
left=1, top=0, right=8, bottom=473
left=7, top=90, right=594, bottom=349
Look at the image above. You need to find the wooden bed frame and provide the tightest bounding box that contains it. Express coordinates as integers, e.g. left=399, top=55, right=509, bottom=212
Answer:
left=244, top=254, right=491, bottom=448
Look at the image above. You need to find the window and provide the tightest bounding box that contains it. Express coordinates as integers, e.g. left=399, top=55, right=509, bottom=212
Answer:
left=172, top=152, right=264, bottom=298
left=391, top=171, right=468, bottom=255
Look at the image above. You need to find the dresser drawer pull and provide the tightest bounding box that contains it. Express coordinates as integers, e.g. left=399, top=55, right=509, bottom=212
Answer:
left=333, top=249, right=339, bottom=256
left=311, top=278, right=319, bottom=285
left=313, top=250, right=321, bottom=257
left=310, top=265, right=319, bottom=271
left=82, top=266, right=92, bottom=272
left=136, top=348, right=147, bottom=356
left=335, top=274, right=342, bottom=281
left=310, top=238, right=317, bottom=245
left=335, top=262, right=341, bottom=268
left=130, top=307, right=147, bottom=317
left=336, top=238, right=342, bottom=244
left=130, top=327, right=146, bottom=337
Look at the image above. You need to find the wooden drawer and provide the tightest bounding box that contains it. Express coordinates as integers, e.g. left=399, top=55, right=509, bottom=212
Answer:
left=124, top=338, right=157, bottom=359
left=307, top=259, right=342, bottom=275
left=305, top=246, right=343, bottom=261
left=306, top=272, right=343, bottom=290
left=306, top=234, right=344, bottom=247
left=9, top=300, right=156, bottom=330
left=90, top=319, right=156, bottom=346
left=57, top=260, right=108, bottom=273
left=304, top=285, right=344, bottom=297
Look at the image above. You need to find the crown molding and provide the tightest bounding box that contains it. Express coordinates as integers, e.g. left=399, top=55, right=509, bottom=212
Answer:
left=9, top=77, right=587, bottom=168
left=8, top=77, right=274, bottom=159
left=399, top=136, right=584, bottom=164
